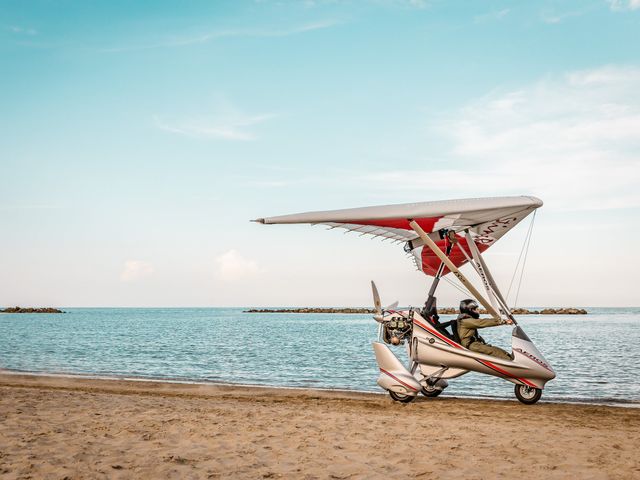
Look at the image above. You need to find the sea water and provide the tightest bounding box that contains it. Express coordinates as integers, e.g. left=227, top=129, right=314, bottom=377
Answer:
left=1, top=308, right=639, bottom=406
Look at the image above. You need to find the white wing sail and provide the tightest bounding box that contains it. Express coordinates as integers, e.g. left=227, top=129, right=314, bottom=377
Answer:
left=254, top=196, right=542, bottom=276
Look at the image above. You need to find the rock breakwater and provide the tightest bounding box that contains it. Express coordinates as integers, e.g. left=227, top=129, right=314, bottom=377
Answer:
left=245, top=307, right=587, bottom=314
left=245, top=308, right=375, bottom=314
left=1, top=307, right=64, bottom=313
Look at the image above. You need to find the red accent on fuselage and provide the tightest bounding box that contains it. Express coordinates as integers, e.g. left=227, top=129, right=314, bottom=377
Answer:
left=413, top=318, right=462, bottom=349
left=379, top=368, right=419, bottom=392
left=413, top=317, right=537, bottom=388
left=475, top=360, right=538, bottom=388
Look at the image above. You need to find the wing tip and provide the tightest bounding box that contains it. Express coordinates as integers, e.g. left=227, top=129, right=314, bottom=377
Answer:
left=526, top=195, right=544, bottom=208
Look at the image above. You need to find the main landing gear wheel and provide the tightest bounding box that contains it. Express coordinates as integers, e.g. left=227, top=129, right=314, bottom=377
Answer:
left=389, top=390, right=417, bottom=403
left=514, top=385, right=542, bottom=405
left=421, top=385, right=443, bottom=398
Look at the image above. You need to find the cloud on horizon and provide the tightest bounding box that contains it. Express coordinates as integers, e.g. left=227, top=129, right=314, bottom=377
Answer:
left=120, top=261, right=154, bottom=282
left=215, top=250, right=262, bottom=282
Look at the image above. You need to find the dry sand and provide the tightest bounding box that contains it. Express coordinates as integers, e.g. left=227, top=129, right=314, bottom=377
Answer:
left=0, top=373, right=638, bottom=479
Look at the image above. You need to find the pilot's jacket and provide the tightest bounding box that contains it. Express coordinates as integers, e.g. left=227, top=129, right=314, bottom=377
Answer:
left=457, top=314, right=512, bottom=361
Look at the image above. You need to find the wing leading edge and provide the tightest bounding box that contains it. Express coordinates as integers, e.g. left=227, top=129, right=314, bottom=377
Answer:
left=254, top=196, right=542, bottom=276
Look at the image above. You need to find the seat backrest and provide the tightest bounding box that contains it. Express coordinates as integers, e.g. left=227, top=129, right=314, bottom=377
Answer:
left=435, top=319, right=462, bottom=344
left=451, top=319, right=462, bottom=344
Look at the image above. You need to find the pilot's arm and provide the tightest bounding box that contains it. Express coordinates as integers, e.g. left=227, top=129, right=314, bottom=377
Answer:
left=459, top=317, right=504, bottom=329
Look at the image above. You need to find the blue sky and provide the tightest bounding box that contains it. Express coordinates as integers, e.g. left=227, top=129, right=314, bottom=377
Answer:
left=1, top=0, right=639, bottom=307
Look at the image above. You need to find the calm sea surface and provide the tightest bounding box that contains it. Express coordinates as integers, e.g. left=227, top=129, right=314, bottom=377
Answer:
left=1, top=308, right=639, bottom=406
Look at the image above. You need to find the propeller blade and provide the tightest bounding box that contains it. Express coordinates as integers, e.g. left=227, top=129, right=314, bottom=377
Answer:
left=385, top=301, right=399, bottom=311
left=371, top=281, right=382, bottom=315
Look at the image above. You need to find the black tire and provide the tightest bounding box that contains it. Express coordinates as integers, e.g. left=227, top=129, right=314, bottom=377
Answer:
left=514, top=384, right=542, bottom=405
left=389, top=390, right=417, bottom=403
left=421, top=385, right=443, bottom=398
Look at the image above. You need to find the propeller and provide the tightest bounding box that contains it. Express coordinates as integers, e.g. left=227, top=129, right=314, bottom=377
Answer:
left=371, top=281, right=384, bottom=322
left=385, top=301, right=399, bottom=311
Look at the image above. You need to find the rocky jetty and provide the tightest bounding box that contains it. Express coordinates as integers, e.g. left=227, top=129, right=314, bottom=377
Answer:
left=245, top=308, right=376, bottom=314
left=1, top=307, right=64, bottom=313
left=434, top=307, right=587, bottom=315
left=537, top=308, right=588, bottom=315
left=246, top=307, right=587, bottom=315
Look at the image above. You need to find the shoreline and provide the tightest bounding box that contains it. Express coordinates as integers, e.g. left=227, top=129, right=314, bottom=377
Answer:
left=1, top=372, right=639, bottom=479
left=1, top=368, right=637, bottom=408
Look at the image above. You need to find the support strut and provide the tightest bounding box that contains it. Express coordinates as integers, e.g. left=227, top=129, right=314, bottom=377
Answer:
left=423, top=240, right=453, bottom=314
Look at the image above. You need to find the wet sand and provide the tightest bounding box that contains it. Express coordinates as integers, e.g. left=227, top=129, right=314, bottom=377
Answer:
left=0, top=372, right=638, bottom=479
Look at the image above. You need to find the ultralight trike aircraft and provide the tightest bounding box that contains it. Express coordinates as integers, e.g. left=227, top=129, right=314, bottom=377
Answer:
left=254, top=196, right=556, bottom=404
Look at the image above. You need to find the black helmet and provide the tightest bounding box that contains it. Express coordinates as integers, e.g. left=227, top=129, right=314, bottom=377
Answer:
left=460, top=299, right=480, bottom=319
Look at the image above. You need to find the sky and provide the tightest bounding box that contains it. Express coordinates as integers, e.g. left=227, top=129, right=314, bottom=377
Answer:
left=1, top=0, right=639, bottom=308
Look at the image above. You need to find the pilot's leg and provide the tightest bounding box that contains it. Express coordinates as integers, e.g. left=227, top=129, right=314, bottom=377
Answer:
left=468, top=342, right=513, bottom=360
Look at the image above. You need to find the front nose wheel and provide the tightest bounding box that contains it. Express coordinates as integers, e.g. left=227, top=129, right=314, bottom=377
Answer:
left=389, top=390, right=417, bottom=403
left=514, top=384, right=542, bottom=404
left=421, top=385, right=443, bottom=398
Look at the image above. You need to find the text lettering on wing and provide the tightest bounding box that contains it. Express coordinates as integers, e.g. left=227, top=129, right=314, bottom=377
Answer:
left=480, top=216, right=518, bottom=236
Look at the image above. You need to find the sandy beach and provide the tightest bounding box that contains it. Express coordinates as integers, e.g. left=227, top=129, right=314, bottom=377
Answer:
left=0, top=373, right=638, bottom=479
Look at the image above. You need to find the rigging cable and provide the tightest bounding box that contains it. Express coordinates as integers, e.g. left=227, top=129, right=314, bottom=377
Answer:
left=506, top=210, right=536, bottom=303
left=442, top=273, right=473, bottom=298
left=514, top=210, right=537, bottom=308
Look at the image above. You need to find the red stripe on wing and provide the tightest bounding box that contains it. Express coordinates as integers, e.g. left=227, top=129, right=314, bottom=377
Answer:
left=345, top=217, right=440, bottom=231
left=421, top=236, right=491, bottom=276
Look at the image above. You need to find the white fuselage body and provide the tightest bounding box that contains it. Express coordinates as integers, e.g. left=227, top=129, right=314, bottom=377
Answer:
left=374, top=310, right=555, bottom=396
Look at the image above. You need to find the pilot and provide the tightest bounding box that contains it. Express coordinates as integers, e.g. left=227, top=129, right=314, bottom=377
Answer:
left=457, top=299, right=513, bottom=360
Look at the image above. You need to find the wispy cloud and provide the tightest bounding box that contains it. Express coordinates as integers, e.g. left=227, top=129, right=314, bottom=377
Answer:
left=7, top=25, right=37, bottom=35
left=155, top=97, right=276, bottom=141
left=120, top=260, right=154, bottom=282
left=540, top=7, right=590, bottom=24
left=400, top=0, right=430, bottom=8
left=474, top=9, right=510, bottom=23
left=154, top=113, right=275, bottom=141
left=243, top=179, right=291, bottom=188
left=267, top=0, right=429, bottom=9
left=364, top=65, right=640, bottom=211
left=372, top=0, right=431, bottom=9
left=215, top=250, right=262, bottom=281
left=162, top=20, right=340, bottom=47
left=607, top=0, right=640, bottom=11
left=102, top=20, right=340, bottom=53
